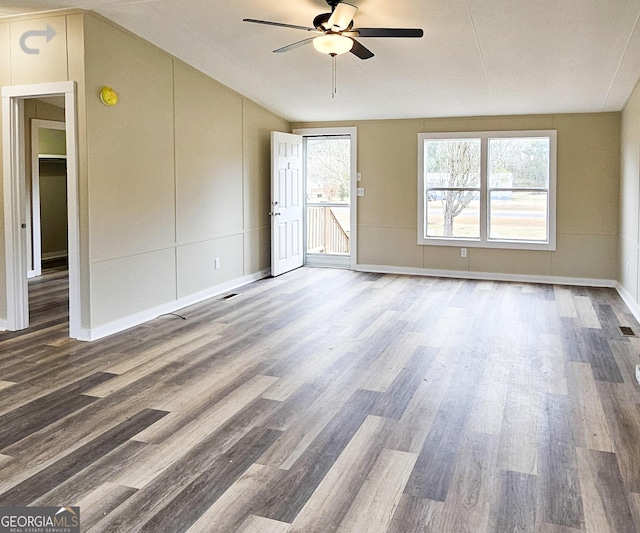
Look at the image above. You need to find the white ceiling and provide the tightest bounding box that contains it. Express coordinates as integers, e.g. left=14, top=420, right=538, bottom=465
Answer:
left=3, top=0, right=640, bottom=122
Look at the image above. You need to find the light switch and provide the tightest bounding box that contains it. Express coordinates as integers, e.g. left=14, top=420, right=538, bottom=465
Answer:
left=357, top=188, right=365, bottom=196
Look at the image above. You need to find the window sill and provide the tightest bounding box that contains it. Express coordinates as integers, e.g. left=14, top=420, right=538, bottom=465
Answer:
left=419, top=237, right=556, bottom=251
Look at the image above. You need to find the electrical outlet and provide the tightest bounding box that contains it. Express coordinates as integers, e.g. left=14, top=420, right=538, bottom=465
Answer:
left=357, top=188, right=365, bottom=196
left=214, top=258, right=221, bottom=269
left=461, top=248, right=467, bottom=258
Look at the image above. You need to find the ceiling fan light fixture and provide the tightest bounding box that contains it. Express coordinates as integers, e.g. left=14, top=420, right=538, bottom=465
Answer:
left=313, top=33, right=353, bottom=56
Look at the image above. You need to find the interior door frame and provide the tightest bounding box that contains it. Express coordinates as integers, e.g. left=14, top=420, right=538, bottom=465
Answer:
left=29, top=118, right=66, bottom=279
left=293, top=126, right=358, bottom=270
left=2, top=81, right=81, bottom=338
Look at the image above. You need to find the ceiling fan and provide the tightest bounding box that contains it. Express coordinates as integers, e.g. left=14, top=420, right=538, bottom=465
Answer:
left=243, top=0, right=424, bottom=60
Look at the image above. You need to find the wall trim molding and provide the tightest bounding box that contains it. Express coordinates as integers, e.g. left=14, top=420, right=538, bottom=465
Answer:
left=77, top=269, right=271, bottom=342
left=355, top=263, right=617, bottom=288
left=616, top=283, right=640, bottom=324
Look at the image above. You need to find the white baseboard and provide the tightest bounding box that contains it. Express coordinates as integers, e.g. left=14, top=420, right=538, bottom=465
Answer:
left=355, top=264, right=617, bottom=288
left=615, top=283, right=640, bottom=324
left=80, top=269, right=270, bottom=342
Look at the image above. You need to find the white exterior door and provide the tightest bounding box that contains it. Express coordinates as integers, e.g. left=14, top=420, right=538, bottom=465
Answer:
left=271, top=131, right=303, bottom=277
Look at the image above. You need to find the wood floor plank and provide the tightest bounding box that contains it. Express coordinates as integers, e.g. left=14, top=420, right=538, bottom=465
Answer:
left=538, top=393, right=584, bottom=529
left=135, top=427, right=282, bottom=532
left=584, top=330, right=624, bottom=383
left=74, top=482, right=138, bottom=532
left=289, top=415, right=396, bottom=532
left=574, top=296, right=602, bottom=329
left=369, top=346, right=436, bottom=419
left=554, top=287, right=578, bottom=318
left=424, top=432, right=499, bottom=533
left=0, top=381, right=16, bottom=392
left=403, top=345, right=485, bottom=501
left=385, top=363, right=454, bottom=454
left=235, top=515, right=291, bottom=533
left=385, top=494, right=444, bottom=533
left=32, top=440, right=148, bottom=507
left=566, top=362, right=614, bottom=452
left=93, top=401, right=282, bottom=532
left=184, top=463, right=284, bottom=533
left=467, top=355, right=510, bottom=436
left=254, top=389, right=382, bottom=524
left=596, top=382, right=640, bottom=493
left=256, top=368, right=363, bottom=469
left=498, top=362, right=540, bottom=475
left=629, top=492, right=640, bottom=532
left=0, top=408, right=167, bottom=506
left=576, top=447, right=636, bottom=533
left=491, top=470, right=537, bottom=533
left=115, top=375, right=278, bottom=488
left=337, top=448, right=417, bottom=533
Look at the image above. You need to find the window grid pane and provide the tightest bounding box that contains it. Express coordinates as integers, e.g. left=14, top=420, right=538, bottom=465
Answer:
left=425, top=138, right=481, bottom=239
left=488, top=190, right=548, bottom=242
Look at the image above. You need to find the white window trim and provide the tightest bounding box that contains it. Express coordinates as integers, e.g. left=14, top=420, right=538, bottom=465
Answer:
left=417, top=130, right=557, bottom=251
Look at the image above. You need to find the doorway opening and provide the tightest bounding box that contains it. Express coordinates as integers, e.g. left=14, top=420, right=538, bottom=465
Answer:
left=2, top=81, right=81, bottom=338
left=295, top=127, right=357, bottom=270
left=29, top=117, right=67, bottom=279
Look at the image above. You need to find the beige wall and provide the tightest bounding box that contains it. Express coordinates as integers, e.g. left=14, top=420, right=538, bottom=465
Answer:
left=39, top=160, right=68, bottom=256
left=82, top=14, right=289, bottom=328
left=1, top=11, right=289, bottom=332
left=295, top=113, right=620, bottom=281
left=620, top=80, right=640, bottom=303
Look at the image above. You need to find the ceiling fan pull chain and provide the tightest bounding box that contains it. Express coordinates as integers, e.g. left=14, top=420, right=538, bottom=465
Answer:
left=332, top=54, right=337, bottom=98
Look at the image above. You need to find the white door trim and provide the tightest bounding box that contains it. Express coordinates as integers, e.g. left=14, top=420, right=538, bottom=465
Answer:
left=2, top=80, right=82, bottom=338
left=292, top=126, right=357, bottom=270
left=30, top=118, right=66, bottom=279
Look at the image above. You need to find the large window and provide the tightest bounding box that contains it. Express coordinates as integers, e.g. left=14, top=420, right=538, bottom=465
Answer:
left=418, top=130, right=557, bottom=250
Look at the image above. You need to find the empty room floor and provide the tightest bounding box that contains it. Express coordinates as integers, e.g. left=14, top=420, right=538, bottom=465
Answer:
left=1, top=266, right=639, bottom=532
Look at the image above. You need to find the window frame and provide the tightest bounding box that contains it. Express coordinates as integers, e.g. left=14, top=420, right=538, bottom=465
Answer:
left=417, top=130, right=557, bottom=251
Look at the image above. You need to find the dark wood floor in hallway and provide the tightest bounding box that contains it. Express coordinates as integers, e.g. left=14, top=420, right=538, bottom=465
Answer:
left=1, top=266, right=640, bottom=532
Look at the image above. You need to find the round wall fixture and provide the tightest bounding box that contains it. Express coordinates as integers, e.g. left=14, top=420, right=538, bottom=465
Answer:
left=100, top=86, right=119, bottom=106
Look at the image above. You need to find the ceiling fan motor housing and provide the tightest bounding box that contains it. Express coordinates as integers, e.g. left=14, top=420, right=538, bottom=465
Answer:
left=313, top=12, right=354, bottom=32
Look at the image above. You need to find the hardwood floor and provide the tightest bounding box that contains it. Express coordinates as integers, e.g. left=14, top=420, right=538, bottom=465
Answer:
left=1, top=266, right=640, bottom=532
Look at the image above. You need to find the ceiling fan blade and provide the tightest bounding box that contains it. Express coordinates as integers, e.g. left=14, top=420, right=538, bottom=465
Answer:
left=325, top=2, right=357, bottom=31
left=350, top=38, right=374, bottom=60
left=351, top=28, right=424, bottom=38
left=274, top=38, right=315, bottom=53
left=243, top=18, right=318, bottom=32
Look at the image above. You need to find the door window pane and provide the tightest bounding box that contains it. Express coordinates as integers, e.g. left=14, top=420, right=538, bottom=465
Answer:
left=305, top=137, right=351, bottom=255
left=306, top=138, right=351, bottom=204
